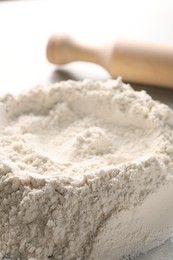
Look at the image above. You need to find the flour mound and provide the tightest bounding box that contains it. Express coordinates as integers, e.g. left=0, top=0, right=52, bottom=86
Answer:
left=0, top=78, right=173, bottom=260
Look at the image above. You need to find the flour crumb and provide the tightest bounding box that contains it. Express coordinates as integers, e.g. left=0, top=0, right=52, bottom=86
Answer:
left=0, top=78, right=173, bottom=260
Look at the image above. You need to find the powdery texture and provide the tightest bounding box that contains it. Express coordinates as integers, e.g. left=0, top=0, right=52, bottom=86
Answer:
left=0, top=78, right=173, bottom=260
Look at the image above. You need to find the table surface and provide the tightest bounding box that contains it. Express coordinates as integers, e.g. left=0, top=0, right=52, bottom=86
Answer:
left=0, top=0, right=173, bottom=259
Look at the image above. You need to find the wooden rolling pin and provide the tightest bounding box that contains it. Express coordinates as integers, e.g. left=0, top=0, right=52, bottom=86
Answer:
left=46, top=34, right=173, bottom=88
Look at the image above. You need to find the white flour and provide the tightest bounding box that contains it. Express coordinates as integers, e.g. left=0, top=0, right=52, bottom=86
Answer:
left=0, top=78, right=173, bottom=260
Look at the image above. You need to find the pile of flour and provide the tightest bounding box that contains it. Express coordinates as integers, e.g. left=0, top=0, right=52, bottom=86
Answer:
left=0, top=78, right=173, bottom=260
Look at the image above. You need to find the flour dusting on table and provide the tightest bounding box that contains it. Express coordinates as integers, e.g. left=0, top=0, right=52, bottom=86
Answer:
left=0, top=78, right=173, bottom=260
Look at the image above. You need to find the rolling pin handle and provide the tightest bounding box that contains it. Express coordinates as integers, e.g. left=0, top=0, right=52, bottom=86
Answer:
left=46, top=34, right=173, bottom=88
